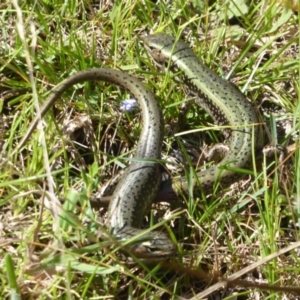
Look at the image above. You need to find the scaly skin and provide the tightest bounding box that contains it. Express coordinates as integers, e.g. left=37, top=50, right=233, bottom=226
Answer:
left=10, top=33, right=262, bottom=259
left=143, top=34, right=262, bottom=198
left=12, top=69, right=176, bottom=259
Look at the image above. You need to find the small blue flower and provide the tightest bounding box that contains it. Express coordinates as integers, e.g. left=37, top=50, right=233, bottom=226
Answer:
left=120, top=99, right=139, bottom=112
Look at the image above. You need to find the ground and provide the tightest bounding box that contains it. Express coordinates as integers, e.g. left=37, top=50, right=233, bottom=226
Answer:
left=1, top=0, right=300, bottom=299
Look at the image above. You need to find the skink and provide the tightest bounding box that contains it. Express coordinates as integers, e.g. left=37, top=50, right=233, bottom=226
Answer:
left=143, top=34, right=261, bottom=199
left=11, top=69, right=176, bottom=259
left=10, top=33, right=261, bottom=259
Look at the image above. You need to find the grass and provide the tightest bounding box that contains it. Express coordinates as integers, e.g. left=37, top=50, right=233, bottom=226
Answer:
left=1, top=0, right=300, bottom=299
